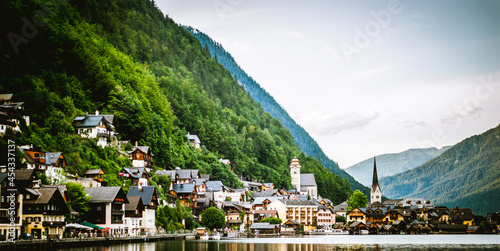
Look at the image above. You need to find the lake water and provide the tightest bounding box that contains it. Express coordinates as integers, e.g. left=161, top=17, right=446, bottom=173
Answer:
left=58, top=235, right=500, bottom=250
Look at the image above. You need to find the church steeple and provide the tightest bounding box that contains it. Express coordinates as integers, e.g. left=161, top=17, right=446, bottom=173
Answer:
left=371, top=156, right=382, bottom=203
left=372, top=156, right=379, bottom=191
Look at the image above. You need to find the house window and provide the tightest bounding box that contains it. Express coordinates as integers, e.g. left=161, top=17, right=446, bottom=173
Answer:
left=97, top=206, right=101, bottom=211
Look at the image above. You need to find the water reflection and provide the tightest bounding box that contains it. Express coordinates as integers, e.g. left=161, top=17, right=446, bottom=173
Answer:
left=56, top=236, right=500, bottom=251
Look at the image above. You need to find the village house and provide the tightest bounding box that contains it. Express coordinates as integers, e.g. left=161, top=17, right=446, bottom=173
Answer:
left=22, top=187, right=69, bottom=240
left=347, top=208, right=367, bottom=224
left=186, top=133, right=201, bottom=148
left=128, top=142, right=154, bottom=171
left=333, top=201, right=348, bottom=218
left=127, top=186, right=158, bottom=235
left=261, top=183, right=274, bottom=191
left=317, top=206, right=336, bottom=229
left=0, top=94, right=30, bottom=135
left=84, top=169, right=105, bottom=183
left=119, top=167, right=149, bottom=186
left=72, top=111, right=115, bottom=147
left=124, top=196, right=144, bottom=236
left=250, top=223, right=280, bottom=234
left=84, top=187, right=129, bottom=236
left=267, top=199, right=288, bottom=221
left=169, top=183, right=197, bottom=208
left=20, top=147, right=67, bottom=184
left=0, top=173, right=23, bottom=241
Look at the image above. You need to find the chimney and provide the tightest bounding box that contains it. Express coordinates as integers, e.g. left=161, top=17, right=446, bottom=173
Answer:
left=138, top=182, right=143, bottom=191
left=95, top=110, right=99, bottom=116
left=85, top=112, right=88, bottom=118
left=135, top=141, right=138, bottom=147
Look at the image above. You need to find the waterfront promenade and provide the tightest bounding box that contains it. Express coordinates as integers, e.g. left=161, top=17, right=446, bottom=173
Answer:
left=0, top=233, right=196, bottom=250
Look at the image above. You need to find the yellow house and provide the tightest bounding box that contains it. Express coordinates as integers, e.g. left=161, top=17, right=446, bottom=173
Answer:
left=23, top=187, right=69, bottom=239
left=383, top=210, right=405, bottom=224
left=347, top=208, right=367, bottom=224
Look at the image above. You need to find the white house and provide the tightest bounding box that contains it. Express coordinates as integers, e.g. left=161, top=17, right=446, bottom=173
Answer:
left=127, top=186, right=159, bottom=235
left=0, top=94, right=30, bottom=135
left=72, top=111, right=114, bottom=147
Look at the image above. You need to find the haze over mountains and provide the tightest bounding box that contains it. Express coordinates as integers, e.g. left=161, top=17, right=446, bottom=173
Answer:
left=184, top=26, right=370, bottom=195
left=345, top=147, right=452, bottom=187
left=380, top=124, right=500, bottom=215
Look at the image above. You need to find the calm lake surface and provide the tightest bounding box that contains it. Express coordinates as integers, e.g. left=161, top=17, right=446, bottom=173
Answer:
left=57, top=235, right=500, bottom=250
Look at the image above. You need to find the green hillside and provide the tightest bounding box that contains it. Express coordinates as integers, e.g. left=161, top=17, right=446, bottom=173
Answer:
left=380, top=124, right=500, bottom=215
left=345, top=147, right=451, bottom=186
left=0, top=0, right=350, bottom=203
left=184, top=26, right=369, bottom=196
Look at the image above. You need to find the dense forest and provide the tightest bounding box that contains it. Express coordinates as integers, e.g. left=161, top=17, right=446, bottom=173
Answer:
left=345, top=146, right=452, bottom=186
left=184, top=26, right=369, bottom=196
left=380, top=124, right=500, bottom=215
left=0, top=0, right=351, bottom=204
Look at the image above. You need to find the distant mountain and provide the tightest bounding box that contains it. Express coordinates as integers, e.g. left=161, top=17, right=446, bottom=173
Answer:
left=345, top=147, right=452, bottom=187
left=380, top=124, right=500, bottom=215
left=184, top=26, right=369, bottom=195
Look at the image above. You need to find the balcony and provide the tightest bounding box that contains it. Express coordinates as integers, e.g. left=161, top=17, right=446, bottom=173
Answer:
left=42, top=221, right=66, bottom=227
left=112, top=209, right=124, bottom=215
left=97, top=132, right=110, bottom=138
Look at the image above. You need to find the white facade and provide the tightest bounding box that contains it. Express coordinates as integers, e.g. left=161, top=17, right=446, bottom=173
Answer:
left=317, top=208, right=335, bottom=229
left=290, top=157, right=301, bottom=192
left=267, top=199, right=287, bottom=221
left=213, top=191, right=242, bottom=203
left=142, top=208, right=156, bottom=234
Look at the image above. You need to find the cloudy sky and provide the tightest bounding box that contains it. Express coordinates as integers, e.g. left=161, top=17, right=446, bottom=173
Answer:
left=156, top=0, right=500, bottom=168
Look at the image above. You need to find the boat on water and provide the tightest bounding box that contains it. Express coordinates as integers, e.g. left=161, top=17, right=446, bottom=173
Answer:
left=310, top=229, right=349, bottom=235
left=331, top=229, right=349, bottom=235
left=310, top=229, right=334, bottom=235
left=200, top=233, right=209, bottom=240
left=211, top=232, right=221, bottom=240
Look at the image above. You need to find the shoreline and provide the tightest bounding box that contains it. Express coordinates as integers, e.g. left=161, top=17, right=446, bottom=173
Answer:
left=0, top=233, right=195, bottom=250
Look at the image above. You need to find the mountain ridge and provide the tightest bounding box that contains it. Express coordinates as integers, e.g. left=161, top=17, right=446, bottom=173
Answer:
left=184, top=26, right=369, bottom=195
left=345, top=146, right=452, bottom=186
left=380, top=124, right=500, bottom=215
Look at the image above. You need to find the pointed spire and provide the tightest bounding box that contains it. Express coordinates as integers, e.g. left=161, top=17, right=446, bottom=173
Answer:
left=372, top=156, right=379, bottom=191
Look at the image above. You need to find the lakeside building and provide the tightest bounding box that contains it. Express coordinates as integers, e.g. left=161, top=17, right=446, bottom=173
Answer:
left=84, top=187, right=129, bottom=236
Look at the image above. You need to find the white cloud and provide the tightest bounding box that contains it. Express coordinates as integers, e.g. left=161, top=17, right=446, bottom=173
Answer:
left=441, top=106, right=483, bottom=124
left=302, top=110, right=379, bottom=136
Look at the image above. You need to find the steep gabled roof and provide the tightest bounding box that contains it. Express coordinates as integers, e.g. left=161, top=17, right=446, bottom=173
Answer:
left=127, top=186, right=156, bottom=205
left=129, top=146, right=153, bottom=156
left=186, top=134, right=201, bottom=144
left=172, top=183, right=196, bottom=194
left=176, top=169, right=193, bottom=180
left=300, top=173, right=317, bottom=186
left=125, top=196, right=143, bottom=211
left=85, top=169, right=104, bottom=175
left=45, top=152, right=63, bottom=165
left=206, top=180, right=223, bottom=192
left=122, top=167, right=147, bottom=179
left=85, top=187, right=127, bottom=203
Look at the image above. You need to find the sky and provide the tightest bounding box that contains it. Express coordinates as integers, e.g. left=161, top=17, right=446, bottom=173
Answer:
left=156, top=0, right=500, bottom=168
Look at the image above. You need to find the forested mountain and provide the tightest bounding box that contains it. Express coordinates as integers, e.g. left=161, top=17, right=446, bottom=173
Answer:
left=0, top=0, right=351, bottom=204
left=345, top=147, right=452, bottom=186
left=380, top=124, right=500, bottom=215
left=184, top=26, right=369, bottom=195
